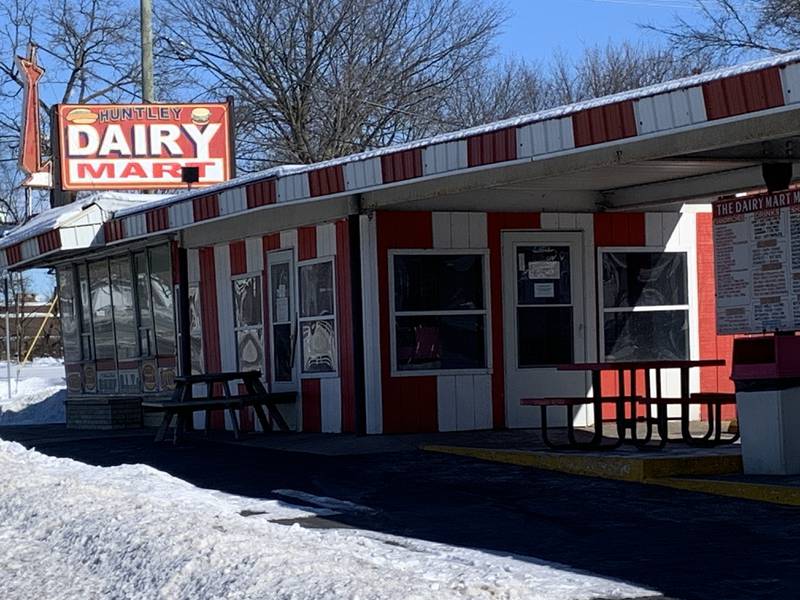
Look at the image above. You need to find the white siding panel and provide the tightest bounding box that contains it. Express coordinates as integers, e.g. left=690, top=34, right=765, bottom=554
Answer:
left=557, top=213, right=577, bottom=231
left=219, top=187, right=247, bottom=216
left=125, top=213, right=147, bottom=237
left=277, top=173, right=309, bottom=203
left=473, top=374, right=493, bottom=429
left=518, top=117, right=574, bottom=158
left=20, top=238, right=38, bottom=260
left=214, top=244, right=236, bottom=431
left=316, top=223, right=336, bottom=257
left=0, top=252, right=7, bottom=268
left=645, top=213, right=664, bottom=247
left=450, top=213, right=470, bottom=248
left=432, top=213, right=452, bottom=249
left=455, top=375, right=476, bottom=430
left=436, top=376, right=457, bottom=432
left=635, top=87, right=707, bottom=135
left=280, top=229, right=298, bottom=249
left=539, top=213, right=559, bottom=230
left=187, top=248, right=201, bottom=284
left=660, top=213, right=682, bottom=249
left=360, top=215, right=383, bottom=433
left=320, top=377, right=342, bottom=433
left=169, top=201, right=193, bottom=228
left=782, top=63, right=800, bottom=105
left=245, top=237, right=263, bottom=272
left=468, top=213, right=487, bottom=248
left=576, top=212, right=596, bottom=426
left=422, top=141, right=467, bottom=176
left=344, top=158, right=382, bottom=190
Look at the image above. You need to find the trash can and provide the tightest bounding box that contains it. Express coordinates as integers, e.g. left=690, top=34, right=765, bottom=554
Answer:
left=731, top=335, right=800, bottom=475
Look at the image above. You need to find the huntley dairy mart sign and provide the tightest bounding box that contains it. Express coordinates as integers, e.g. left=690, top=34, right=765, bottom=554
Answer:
left=713, top=189, right=800, bottom=335
left=56, top=102, right=232, bottom=190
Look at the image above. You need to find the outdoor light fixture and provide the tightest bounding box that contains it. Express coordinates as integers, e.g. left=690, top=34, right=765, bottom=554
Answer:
left=761, top=162, right=793, bottom=193
left=181, top=166, right=200, bottom=189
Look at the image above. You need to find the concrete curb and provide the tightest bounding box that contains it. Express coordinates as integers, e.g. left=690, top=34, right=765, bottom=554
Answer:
left=421, top=445, right=800, bottom=506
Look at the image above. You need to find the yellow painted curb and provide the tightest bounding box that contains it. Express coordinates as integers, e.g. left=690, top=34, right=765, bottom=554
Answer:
left=647, top=477, right=800, bottom=507
left=421, top=444, right=742, bottom=483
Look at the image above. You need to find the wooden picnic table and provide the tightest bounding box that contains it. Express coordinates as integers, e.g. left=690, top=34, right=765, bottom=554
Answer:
left=521, top=359, right=738, bottom=450
left=142, top=370, right=294, bottom=444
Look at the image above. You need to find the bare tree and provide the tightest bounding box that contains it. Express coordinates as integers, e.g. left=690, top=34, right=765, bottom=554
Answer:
left=648, top=0, right=800, bottom=63
left=547, top=41, right=716, bottom=106
left=160, top=0, right=505, bottom=168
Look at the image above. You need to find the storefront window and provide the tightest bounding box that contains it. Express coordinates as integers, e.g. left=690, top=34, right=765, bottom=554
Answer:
left=149, top=245, right=176, bottom=356
left=57, top=266, right=80, bottom=362
left=233, top=276, right=263, bottom=373
left=89, top=260, right=114, bottom=360
left=188, top=284, right=204, bottom=374
left=601, top=251, right=689, bottom=361
left=298, top=259, right=337, bottom=374
left=110, top=257, right=137, bottom=360
left=134, top=252, right=154, bottom=356
left=392, top=253, right=488, bottom=372
left=78, top=263, right=93, bottom=360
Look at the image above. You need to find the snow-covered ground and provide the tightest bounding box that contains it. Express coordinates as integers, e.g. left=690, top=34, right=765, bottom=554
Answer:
left=0, top=358, right=66, bottom=425
left=0, top=440, right=657, bottom=600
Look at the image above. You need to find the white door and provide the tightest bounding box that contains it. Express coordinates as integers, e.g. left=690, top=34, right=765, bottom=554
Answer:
left=267, top=249, right=299, bottom=428
left=503, top=231, right=589, bottom=428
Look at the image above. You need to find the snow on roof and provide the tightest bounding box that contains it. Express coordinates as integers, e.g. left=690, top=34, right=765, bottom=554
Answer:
left=113, top=49, right=800, bottom=219
left=0, top=192, right=169, bottom=249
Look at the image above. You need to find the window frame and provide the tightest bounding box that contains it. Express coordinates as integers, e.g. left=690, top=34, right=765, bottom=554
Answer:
left=297, top=255, right=338, bottom=379
left=597, top=247, right=691, bottom=362
left=388, top=249, right=492, bottom=377
left=267, top=248, right=297, bottom=387
left=231, top=271, right=265, bottom=374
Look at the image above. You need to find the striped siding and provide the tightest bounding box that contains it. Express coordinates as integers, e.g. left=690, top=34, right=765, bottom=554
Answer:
left=703, top=66, right=784, bottom=120
left=381, top=148, right=423, bottom=183
left=336, top=219, right=356, bottom=433
left=244, top=180, right=275, bottom=209
left=635, top=87, right=707, bottom=135
left=20, top=238, right=38, bottom=260
left=467, top=127, right=517, bottom=167
left=359, top=215, right=383, bottom=434
left=297, top=227, right=317, bottom=261
left=103, top=220, right=125, bottom=243
left=125, top=213, right=147, bottom=237
left=573, top=100, right=637, bottom=147
left=781, top=63, right=800, bottom=104
left=169, top=201, right=193, bottom=228
left=277, top=173, right=309, bottom=203
left=220, top=186, right=248, bottom=214
left=36, top=229, right=61, bottom=254
left=315, top=223, right=336, bottom=257
left=146, top=207, right=170, bottom=232
left=308, top=166, right=345, bottom=197
left=422, top=141, right=468, bottom=175
left=344, top=158, right=382, bottom=190
left=518, top=117, right=574, bottom=157
left=192, top=194, right=220, bottom=222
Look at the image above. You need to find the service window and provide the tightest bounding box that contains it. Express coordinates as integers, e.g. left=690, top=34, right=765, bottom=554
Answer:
left=268, top=251, right=295, bottom=383
left=298, top=259, right=337, bottom=375
left=110, top=257, right=137, bottom=360
left=188, top=284, right=204, bottom=374
left=601, top=251, right=689, bottom=361
left=88, top=260, right=114, bottom=360
left=77, top=263, right=93, bottom=360
left=133, top=251, right=154, bottom=356
left=56, top=266, right=80, bottom=362
left=391, top=252, right=488, bottom=373
left=232, top=275, right=264, bottom=373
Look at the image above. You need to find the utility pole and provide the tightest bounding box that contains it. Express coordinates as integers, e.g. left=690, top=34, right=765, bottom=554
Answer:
left=141, top=0, right=155, bottom=103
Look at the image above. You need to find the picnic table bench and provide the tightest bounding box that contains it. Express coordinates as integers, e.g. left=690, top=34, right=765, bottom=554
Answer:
left=521, top=360, right=739, bottom=451
left=142, top=370, right=294, bottom=444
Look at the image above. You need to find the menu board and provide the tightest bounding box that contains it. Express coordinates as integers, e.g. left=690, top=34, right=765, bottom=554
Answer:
left=713, top=189, right=800, bottom=334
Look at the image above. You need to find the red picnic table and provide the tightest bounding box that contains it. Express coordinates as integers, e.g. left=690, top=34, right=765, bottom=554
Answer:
left=522, top=359, right=739, bottom=451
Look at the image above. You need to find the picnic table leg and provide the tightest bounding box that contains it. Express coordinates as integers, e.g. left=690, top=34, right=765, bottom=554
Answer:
left=246, top=377, right=290, bottom=432
left=204, top=409, right=211, bottom=436
left=227, top=407, right=241, bottom=440
left=173, top=412, right=185, bottom=445
left=540, top=406, right=559, bottom=450
left=155, top=408, right=174, bottom=442
left=252, top=403, right=272, bottom=432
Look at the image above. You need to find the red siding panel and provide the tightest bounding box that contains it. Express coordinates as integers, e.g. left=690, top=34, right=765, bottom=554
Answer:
left=5, top=244, right=21, bottom=266
left=192, top=194, right=220, bottom=222
left=696, top=213, right=736, bottom=419
left=297, top=226, right=317, bottom=260
left=170, top=241, right=181, bottom=286
left=302, top=378, right=322, bottom=432
left=309, top=166, right=345, bottom=197
left=246, top=179, right=277, bottom=208
left=467, top=127, right=517, bottom=167
left=103, top=219, right=125, bottom=242
left=593, top=213, right=646, bottom=246
left=36, top=230, right=61, bottom=254
left=262, top=233, right=281, bottom=253
left=703, top=67, right=784, bottom=120
left=487, top=212, right=542, bottom=428
left=229, top=240, right=247, bottom=276
left=381, top=149, right=423, bottom=183
left=376, top=211, right=438, bottom=433
left=573, top=101, right=637, bottom=147
left=146, top=207, right=169, bottom=232
left=199, top=247, right=224, bottom=429
left=335, top=220, right=356, bottom=432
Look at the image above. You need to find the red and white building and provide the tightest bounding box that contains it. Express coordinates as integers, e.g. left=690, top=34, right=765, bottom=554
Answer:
left=4, top=52, right=800, bottom=432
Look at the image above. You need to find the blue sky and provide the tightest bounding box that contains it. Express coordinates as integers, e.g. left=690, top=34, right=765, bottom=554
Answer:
left=497, top=0, right=702, bottom=62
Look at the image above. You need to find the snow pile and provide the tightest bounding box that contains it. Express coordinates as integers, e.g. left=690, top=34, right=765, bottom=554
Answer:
left=0, top=358, right=66, bottom=425
left=0, top=441, right=655, bottom=600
